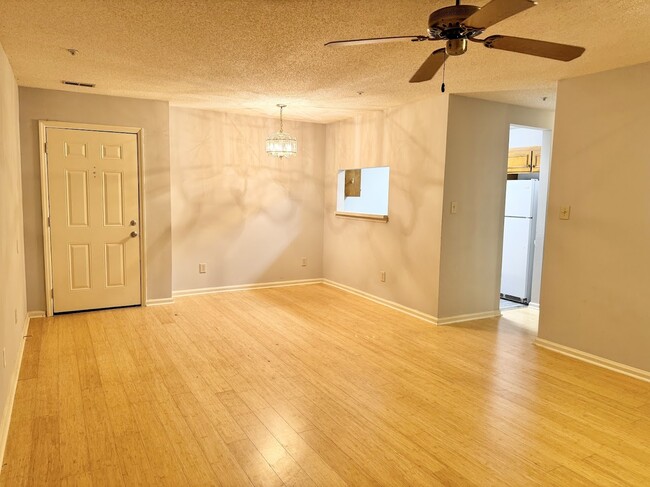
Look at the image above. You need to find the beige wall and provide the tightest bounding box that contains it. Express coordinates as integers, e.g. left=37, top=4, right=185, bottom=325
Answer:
left=530, top=129, right=554, bottom=307
left=18, top=88, right=172, bottom=310
left=438, top=96, right=554, bottom=319
left=539, top=62, right=650, bottom=372
left=170, top=107, right=325, bottom=291
left=323, top=96, right=449, bottom=317
left=0, top=42, right=27, bottom=465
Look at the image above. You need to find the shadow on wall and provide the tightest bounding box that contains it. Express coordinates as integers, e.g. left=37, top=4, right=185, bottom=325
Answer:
left=170, top=108, right=324, bottom=288
left=323, top=96, right=448, bottom=315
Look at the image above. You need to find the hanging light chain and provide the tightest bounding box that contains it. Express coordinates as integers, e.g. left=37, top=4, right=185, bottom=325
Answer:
left=277, top=104, right=286, bottom=133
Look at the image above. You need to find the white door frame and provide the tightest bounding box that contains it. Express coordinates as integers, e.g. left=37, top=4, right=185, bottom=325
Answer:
left=38, top=120, right=147, bottom=317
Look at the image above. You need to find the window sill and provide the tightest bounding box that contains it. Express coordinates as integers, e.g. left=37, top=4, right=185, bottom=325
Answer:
left=335, top=212, right=389, bottom=222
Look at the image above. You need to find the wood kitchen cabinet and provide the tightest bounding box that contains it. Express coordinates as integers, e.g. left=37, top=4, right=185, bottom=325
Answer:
left=507, top=146, right=542, bottom=174
left=531, top=146, right=541, bottom=173
left=344, top=169, right=361, bottom=197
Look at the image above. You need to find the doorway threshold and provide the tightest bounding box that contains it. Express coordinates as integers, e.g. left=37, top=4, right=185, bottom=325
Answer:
left=500, top=298, right=526, bottom=311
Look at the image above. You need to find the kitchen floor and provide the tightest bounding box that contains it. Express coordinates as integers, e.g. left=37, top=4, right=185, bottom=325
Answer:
left=500, top=298, right=526, bottom=310
left=500, top=303, right=539, bottom=334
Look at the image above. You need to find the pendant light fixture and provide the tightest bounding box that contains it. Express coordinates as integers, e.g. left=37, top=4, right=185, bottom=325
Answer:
left=266, top=104, right=297, bottom=158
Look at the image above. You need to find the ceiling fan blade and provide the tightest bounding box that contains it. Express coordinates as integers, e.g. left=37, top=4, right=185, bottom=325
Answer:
left=409, top=48, right=446, bottom=83
left=483, top=35, right=585, bottom=61
left=325, top=35, right=427, bottom=47
left=464, top=0, right=537, bottom=29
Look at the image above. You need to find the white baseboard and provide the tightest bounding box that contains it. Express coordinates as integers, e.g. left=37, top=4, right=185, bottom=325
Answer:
left=145, top=297, right=175, bottom=306
left=535, top=338, right=650, bottom=383
left=322, top=280, right=502, bottom=326
left=0, top=311, right=37, bottom=472
left=436, top=310, right=502, bottom=325
left=172, top=278, right=322, bottom=298
left=172, top=277, right=501, bottom=327
left=528, top=302, right=540, bottom=310
left=322, top=279, right=438, bottom=325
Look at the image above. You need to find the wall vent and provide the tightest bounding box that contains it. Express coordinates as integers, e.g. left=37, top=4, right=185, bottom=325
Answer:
left=62, top=80, right=96, bottom=88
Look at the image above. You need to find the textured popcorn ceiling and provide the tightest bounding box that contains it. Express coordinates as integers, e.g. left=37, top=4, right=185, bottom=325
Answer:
left=0, top=0, right=649, bottom=122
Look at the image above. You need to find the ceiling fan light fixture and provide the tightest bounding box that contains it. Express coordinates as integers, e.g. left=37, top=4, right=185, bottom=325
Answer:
left=445, top=38, right=468, bottom=56
left=266, top=104, right=297, bottom=158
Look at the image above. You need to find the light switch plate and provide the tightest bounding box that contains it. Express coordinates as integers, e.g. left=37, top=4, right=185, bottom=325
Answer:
left=450, top=201, right=458, bottom=214
left=559, top=206, right=571, bottom=220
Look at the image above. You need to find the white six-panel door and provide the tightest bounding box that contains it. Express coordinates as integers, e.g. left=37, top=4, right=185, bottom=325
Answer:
left=46, top=128, right=141, bottom=313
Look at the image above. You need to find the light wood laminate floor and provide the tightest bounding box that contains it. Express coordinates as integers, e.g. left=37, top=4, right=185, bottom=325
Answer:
left=1, top=284, right=649, bottom=486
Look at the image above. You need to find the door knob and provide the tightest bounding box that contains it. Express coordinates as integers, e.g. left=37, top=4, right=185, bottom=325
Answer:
left=130, top=220, right=137, bottom=226
left=130, top=231, right=138, bottom=238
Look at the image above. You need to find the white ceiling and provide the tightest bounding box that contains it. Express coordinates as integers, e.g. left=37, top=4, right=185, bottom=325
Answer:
left=1, top=0, right=649, bottom=123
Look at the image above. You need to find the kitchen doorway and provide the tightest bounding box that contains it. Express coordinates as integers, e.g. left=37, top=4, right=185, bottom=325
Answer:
left=499, top=124, right=552, bottom=312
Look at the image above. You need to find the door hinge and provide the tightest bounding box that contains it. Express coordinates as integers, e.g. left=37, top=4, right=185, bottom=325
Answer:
left=51, top=288, right=54, bottom=299
left=44, top=142, right=48, bottom=154
left=47, top=216, right=51, bottom=227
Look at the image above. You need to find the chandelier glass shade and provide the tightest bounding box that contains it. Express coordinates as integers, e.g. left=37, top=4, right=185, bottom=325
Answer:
left=266, top=104, right=297, bottom=158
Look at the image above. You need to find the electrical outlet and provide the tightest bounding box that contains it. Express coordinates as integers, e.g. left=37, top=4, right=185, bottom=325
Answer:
left=301, top=257, right=307, bottom=267
left=559, top=205, right=571, bottom=220
left=199, top=263, right=207, bottom=274
left=450, top=201, right=458, bottom=214
left=380, top=271, right=386, bottom=282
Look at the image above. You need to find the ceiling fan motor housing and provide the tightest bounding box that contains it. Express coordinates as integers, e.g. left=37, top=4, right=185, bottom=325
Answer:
left=427, top=5, right=483, bottom=40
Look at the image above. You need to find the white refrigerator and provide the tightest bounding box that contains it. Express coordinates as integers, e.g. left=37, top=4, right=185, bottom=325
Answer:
left=500, top=180, right=538, bottom=303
